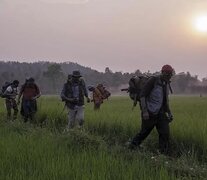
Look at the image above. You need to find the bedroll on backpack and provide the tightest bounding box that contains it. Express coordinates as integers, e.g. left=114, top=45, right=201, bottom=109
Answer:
left=88, top=85, right=111, bottom=100
left=0, top=82, right=12, bottom=98
left=128, top=76, right=150, bottom=105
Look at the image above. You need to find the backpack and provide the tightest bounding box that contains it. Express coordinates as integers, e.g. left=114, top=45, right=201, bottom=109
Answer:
left=124, top=75, right=173, bottom=107
left=88, top=85, right=111, bottom=100
left=0, top=82, right=12, bottom=98
left=121, top=75, right=150, bottom=107
left=129, top=75, right=150, bottom=104
left=101, top=88, right=111, bottom=100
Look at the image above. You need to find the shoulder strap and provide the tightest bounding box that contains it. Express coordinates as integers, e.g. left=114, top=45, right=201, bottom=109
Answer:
left=168, top=83, right=173, bottom=94
left=78, top=79, right=84, bottom=86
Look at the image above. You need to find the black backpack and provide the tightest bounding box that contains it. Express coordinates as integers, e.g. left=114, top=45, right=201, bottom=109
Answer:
left=122, top=75, right=173, bottom=107
left=0, top=82, right=12, bottom=98
left=121, top=75, right=150, bottom=107
left=129, top=76, right=150, bottom=106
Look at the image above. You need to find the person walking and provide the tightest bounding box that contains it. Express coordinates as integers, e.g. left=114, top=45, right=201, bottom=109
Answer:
left=17, top=77, right=41, bottom=122
left=3, top=80, right=19, bottom=120
left=129, top=65, right=174, bottom=154
left=61, top=71, right=90, bottom=129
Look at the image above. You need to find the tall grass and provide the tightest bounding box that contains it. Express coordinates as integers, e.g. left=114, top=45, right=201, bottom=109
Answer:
left=0, top=96, right=206, bottom=179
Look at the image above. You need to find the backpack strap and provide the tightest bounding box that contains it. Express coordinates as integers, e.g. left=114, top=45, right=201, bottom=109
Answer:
left=168, top=83, right=173, bottom=94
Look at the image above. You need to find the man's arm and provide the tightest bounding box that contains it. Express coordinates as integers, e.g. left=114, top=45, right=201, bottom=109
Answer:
left=164, top=87, right=173, bottom=121
left=17, top=86, right=24, bottom=104
left=82, top=81, right=88, bottom=98
left=33, top=85, right=41, bottom=99
left=81, top=79, right=90, bottom=102
left=60, top=84, right=74, bottom=102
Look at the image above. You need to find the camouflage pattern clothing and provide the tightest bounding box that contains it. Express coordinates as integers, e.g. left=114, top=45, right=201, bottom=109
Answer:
left=4, top=85, right=18, bottom=120
left=5, top=98, right=18, bottom=120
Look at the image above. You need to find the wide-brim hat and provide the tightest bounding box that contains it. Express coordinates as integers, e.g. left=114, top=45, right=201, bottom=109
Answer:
left=72, top=70, right=82, bottom=77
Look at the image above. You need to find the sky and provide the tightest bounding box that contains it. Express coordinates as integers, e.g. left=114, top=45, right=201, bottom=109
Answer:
left=0, top=0, right=207, bottom=78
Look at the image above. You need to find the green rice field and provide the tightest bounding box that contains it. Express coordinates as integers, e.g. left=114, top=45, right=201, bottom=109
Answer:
left=0, top=96, right=206, bottom=180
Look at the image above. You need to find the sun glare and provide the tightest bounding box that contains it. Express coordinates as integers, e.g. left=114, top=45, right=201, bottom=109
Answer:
left=194, top=14, right=207, bottom=33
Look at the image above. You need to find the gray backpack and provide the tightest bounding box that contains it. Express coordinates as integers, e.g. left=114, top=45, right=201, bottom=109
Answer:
left=0, top=82, right=12, bottom=98
left=121, top=76, right=150, bottom=107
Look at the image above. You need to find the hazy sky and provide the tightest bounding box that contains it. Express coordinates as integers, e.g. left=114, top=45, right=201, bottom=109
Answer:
left=0, top=0, right=207, bottom=78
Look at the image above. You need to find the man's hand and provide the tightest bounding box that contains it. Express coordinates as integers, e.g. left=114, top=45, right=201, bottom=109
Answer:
left=64, top=98, right=77, bottom=103
left=32, top=97, right=37, bottom=100
left=72, top=98, right=78, bottom=103
left=32, top=95, right=41, bottom=100
left=133, top=100, right=137, bottom=107
left=142, top=110, right=149, bottom=120
left=167, top=113, right=173, bottom=122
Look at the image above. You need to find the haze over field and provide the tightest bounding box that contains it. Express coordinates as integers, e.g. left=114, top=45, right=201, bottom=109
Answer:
left=0, top=0, right=207, bottom=78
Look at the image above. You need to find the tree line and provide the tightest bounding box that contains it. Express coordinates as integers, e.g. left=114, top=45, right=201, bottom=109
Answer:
left=0, top=61, right=207, bottom=95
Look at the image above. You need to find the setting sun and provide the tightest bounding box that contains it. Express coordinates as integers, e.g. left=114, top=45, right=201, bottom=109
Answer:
left=194, top=14, right=207, bottom=33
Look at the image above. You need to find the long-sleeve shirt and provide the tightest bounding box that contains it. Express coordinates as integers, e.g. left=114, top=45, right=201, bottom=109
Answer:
left=61, top=79, right=88, bottom=109
left=140, top=76, right=171, bottom=115
left=19, top=83, right=40, bottom=100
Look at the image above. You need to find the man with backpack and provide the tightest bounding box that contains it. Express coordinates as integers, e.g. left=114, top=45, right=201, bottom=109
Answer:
left=98, top=85, right=111, bottom=100
left=91, top=84, right=111, bottom=110
left=2, top=80, right=19, bottom=120
left=92, top=84, right=105, bottom=110
left=129, top=65, right=174, bottom=154
left=61, top=71, right=90, bottom=129
left=17, top=77, right=41, bottom=122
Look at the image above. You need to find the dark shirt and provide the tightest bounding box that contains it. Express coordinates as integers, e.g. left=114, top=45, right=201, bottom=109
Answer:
left=20, top=83, right=40, bottom=100
left=61, top=79, right=88, bottom=109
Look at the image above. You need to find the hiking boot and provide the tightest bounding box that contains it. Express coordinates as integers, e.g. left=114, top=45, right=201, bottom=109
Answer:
left=128, top=143, right=137, bottom=150
left=125, top=140, right=139, bottom=150
left=24, top=118, right=28, bottom=123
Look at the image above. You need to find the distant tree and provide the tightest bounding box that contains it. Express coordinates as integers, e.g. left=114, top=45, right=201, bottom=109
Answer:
left=0, top=61, right=204, bottom=94
left=105, top=67, right=112, bottom=74
left=1, top=72, right=11, bottom=82
left=134, top=69, right=142, bottom=76
left=202, top=77, right=207, bottom=86
left=43, top=64, right=64, bottom=93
